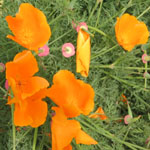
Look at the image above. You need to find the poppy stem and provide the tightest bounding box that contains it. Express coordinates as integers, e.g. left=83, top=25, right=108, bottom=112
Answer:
left=88, top=25, right=116, bottom=44
left=11, top=104, right=16, bottom=150
left=95, top=0, right=103, bottom=29
left=137, top=6, right=150, bottom=19
left=144, top=50, right=148, bottom=89
left=79, top=116, right=148, bottom=150
left=32, top=127, right=38, bottom=150
left=91, top=44, right=119, bottom=60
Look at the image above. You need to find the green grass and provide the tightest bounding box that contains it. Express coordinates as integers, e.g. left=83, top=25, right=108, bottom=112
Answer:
left=0, top=0, right=150, bottom=149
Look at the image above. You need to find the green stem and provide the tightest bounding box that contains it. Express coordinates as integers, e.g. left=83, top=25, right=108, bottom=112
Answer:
left=134, top=93, right=150, bottom=108
left=91, top=44, right=119, bottom=60
left=102, top=71, right=148, bottom=91
left=49, top=29, right=72, bottom=46
left=88, top=0, right=99, bottom=22
left=123, top=126, right=131, bottom=141
left=0, top=86, right=8, bottom=95
left=144, top=62, right=148, bottom=89
left=11, top=104, right=16, bottom=150
left=137, top=6, right=150, bottom=19
left=32, top=128, right=38, bottom=150
left=16, top=128, right=32, bottom=147
left=49, top=14, right=63, bottom=25
left=119, top=0, right=132, bottom=17
left=88, top=25, right=116, bottom=44
left=91, top=64, right=150, bottom=71
left=144, top=50, right=148, bottom=89
left=78, top=116, right=147, bottom=150
left=95, top=0, right=103, bottom=29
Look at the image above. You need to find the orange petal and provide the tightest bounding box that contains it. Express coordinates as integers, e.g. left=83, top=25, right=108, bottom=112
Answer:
left=89, top=107, right=107, bottom=120
left=14, top=101, right=32, bottom=126
left=115, top=13, right=149, bottom=51
left=63, top=144, right=72, bottom=150
left=6, top=3, right=51, bottom=51
left=47, top=70, right=94, bottom=118
left=51, top=107, right=81, bottom=150
left=75, top=130, right=98, bottom=145
left=14, top=99, right=47, bottom=127
left=28, top=100, right=48, bottom=128
left=6, top=50, right=38, bottom=80
left=76, top=29, right=90, bottom=77
left=21, top=76, right=49, bottom=99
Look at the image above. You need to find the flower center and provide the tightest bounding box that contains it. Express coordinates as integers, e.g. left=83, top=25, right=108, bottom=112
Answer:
left=80, top=25, right=87, bottom=30
left=65, top=47, right=72, bottom=54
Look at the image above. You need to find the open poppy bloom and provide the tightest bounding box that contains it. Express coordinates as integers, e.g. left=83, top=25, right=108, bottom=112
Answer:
left=13, top=89, right=48, bottom=127
left=6, top=50, right=49, bottom=100
left=6, top=3, right=51, bottom=52
left=89, top=107, right=107, bottom=120
left=6, top=50, right=49, bottom=127
left=76, top=29, right=91, bottom=77
left=115, top=13, right=149, bottom=51
left=47, top=70, right=94, bottom=118
left=51, top=107, right=97, bottom=150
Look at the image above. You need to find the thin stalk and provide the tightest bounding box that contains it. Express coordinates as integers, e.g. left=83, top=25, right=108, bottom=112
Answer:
left=78, top=117, right=147, bottom=150
left=91, top=44, right=119, bottom=60
left=95, top=0, right=103, bottom=28
left=134, top=93, right=150, bottom=108
left=88, top=25, right=116, bottom=44
left=49, top=29, right=72, bottom=46
left=91, top=64, right=150, bottom=71
left=11, top=104, right=16, bottom=150
left=15, top=128, right=32, bottom=147
left=49, top=14, right=63, bottom=25
left=119, top=0, right=132, bottom=17
left=144, top=62, right=148, bottom=89
left=32, top=128, right=38, bottom=150
left=102, top=71, right=148, bottom=91
left=137, top=6, right=150, bottom=19
left=88, top=0, right=99, bottom=22
left=123, top=126, right=131, bottom=141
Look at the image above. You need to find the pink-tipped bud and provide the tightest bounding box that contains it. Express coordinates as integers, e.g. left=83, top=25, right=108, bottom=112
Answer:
left=62, top=43, right=75, bottom=58
left=38, top=45, right=49, bottom=57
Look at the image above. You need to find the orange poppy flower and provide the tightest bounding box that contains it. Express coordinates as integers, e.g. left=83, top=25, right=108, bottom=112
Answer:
left=14, top=88, right=48, bottom=127
left=6, top=50, right=49, bottom=101
left=89, top=107, right=107, bottom=120
left=6, top=3, right=51, bottom=52
left=76, top=29, right=90, bottom=77
left=6, top=50, right=49, bottom=127
left=115, top=13, right=149, bottom=51
left=47, top=70, right=94, bottom=118
left=51, top=107, right=97, bottom=150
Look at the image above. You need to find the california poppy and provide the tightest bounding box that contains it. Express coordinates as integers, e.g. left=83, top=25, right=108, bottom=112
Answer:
left=76, top=29, right=90, bottom=77
left=47, top=70, right=94, bottom=118
left=6, top=50, right=49, bottom=127
left=6, top=3, right=51, bottom=52
left=89, top=107, right=107, bottom=120
left=115, top=13, right=149, bottom=51
left=14, top=89, right=48, bottom=127
left=6, top=50, right=49, bottom=101
left=51, top=107, right=97, bottom=150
